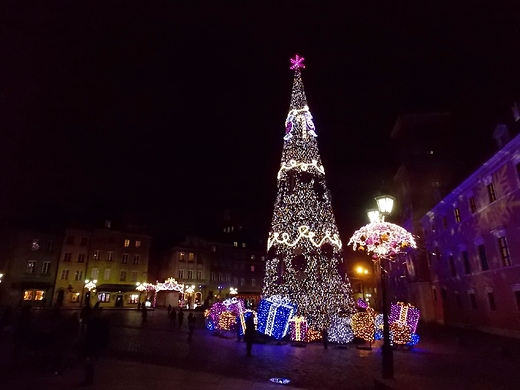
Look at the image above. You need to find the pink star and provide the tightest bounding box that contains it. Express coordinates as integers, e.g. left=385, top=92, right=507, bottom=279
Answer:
left=290, top=55, right=305, bottom=70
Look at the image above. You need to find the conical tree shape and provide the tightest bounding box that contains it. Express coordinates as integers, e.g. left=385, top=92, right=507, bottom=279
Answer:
left=263, top=58, right=356, bottom=331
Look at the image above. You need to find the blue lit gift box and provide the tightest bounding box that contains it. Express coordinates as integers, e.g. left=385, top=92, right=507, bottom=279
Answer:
left=257, top=295, right=297, bottom=340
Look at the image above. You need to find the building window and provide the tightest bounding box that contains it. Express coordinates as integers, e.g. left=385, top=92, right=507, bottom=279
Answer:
left=442, top=216, right=448, bottom=229
left=188, top=252, right=195, bottom=262
left=98, top=293, right=110, bottom=302
left=487, top=292, right=496, bottom=311
left=120, top=270, right=127, bottom=281
left=211, top=246, right=216, bottom=252
left=66, top=236, right=74, bottom=245
left=188, top=270, right=193, bottom=279
left=91, top=268, right=99, bottom=280
left=78, top=254, right=85, bottom=263
left=252, top=278, right=256, bottom=286
left=210, top=272, right=216, bottom=281
left=218, top=273, right=223, bottom=282
left=93, top=250, right=101, bottom=261
left=135, top=240, right=141, bottom=248
left=129, top=294, right=139, bottom=304
left=71, top=293, right=80, bottom=303
left=41, top=261, right=50, bottom=274
left=470, top=293, right=477, bottom=310
left=477, top=244, right=489, bottom=271
left=251, top=265, right=255, bottom=272
left=449, top=255, right=456, bottom=277
left=107, top=251, right=114, bottom=262
left=26, top=261, right=36, bottom=273
left=240, top=278, right=245, bottom=286
left=225, top=273, right=231, bottom=282
left=80, top=237, right=88, bottom=246
left=61, top=269, right=69, bottom=280
left=233, top=277, right=238, bottom=285
left=178, top=269, right=185, bottom=279
left=233, top=242, right=238, bottom=247
left=124, top=239, right=130, bottom=247
left=46, top=241, right=54, bottom=252
left=498, top=236, right=512, bottom=266
left=131, top=271, right=138, bottom=282
left=469, top=197, right=477, bottom=213
left=63, top=253, right=72, bottom=262
left=454, top=208, right=461, bottom=223
left=133, top=254, right=140, bottom=264
left=122, top=254, right=128, bottom=264
left=462, top=251, right=471, bottom=274
left=179, top=252, right=185, bottom=261
left=23, top=290, right=33, bottom=300
left=242, top=243, right=246, bottom=248
left=487, top=183, right=497, bottom=203
left=197, top=270, right=202, bottom=280
left=104, top=269, right=111, bottom=281
left=74, top=270, right=83, bottom=281
left=251, top=255, right=256, bottom=260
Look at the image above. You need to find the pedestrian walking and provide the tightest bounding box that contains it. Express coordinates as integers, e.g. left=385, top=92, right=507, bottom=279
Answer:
left=244, top=315, right=255, bottom=357
left=141, top=304, right=148, bottom=324
left=178, top=308, right=184, bottom=328
left=187, top=313, right=196, bottom=341
left=170, top=308, right=177, bottom=326
left=81, top=306, right=110, bottom=386
left=167, top=304, right=172, bottom=315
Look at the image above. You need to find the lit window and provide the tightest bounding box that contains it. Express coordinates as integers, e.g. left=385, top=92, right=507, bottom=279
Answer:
left=242, top=243, right=246, bottom=248
left=498, top=236, right=512, bottom=267
left=124, top=239, right=130, bottom=247
left=179, top=252, right=185, bottom=261
left=188, top=252, right=195, bottom=262
left=71, top=293, right=80, bottom=303
left=454, top=208, right=461, bottom=223
left=129, top=294, right=139, bottom=304
left=61, top=269, right=69, bottom=280
left=133, top=254, right=140, bottom=264
left=74, top=271, right=83, bottom=281
left=34, top=290, right=44, bottom=301
left=135, top=240, right=141, bottom=248
left=120, top=270, right=127, bottom=281
left=233, top=242, right=238, bottom=247
left=42, top=261, right=50, bottom=274
left=23, top=290, right=34, bottom=300
left=122, top=254, right=128, bottom=264
left=98, top=292, right=110, bottom=302
left=26, top=261, right=36, bottom=273
left=487, top=183, right=497, bottom=203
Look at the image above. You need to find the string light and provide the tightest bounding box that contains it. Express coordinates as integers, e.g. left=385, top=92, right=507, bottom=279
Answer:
left=262, top=56, right=356, bottom=332
left=289, top=316, right=308, bottom=342
left=328, top=314, right=354, bottom=344
left=257, top=295, right=297, bottom=340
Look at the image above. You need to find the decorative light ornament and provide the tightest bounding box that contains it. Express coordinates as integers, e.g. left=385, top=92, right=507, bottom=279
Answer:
left=84, top=279, right=97, bottom=291
left=268, top=225, right=342, bottom=250
left=290, top=54, right=305, bottom=70
left=277, top=159, right=324, bottom=179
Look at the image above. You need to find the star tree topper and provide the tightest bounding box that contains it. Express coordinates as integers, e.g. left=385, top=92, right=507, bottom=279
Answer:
left=290, top=54, right=305, bottom=70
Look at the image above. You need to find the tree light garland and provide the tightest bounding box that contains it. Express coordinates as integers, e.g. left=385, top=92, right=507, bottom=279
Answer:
left=262, top=57, right=356, bottom=332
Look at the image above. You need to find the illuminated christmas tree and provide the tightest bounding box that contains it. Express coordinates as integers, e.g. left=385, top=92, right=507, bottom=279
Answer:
left=263, top=55, right=356, bottom=331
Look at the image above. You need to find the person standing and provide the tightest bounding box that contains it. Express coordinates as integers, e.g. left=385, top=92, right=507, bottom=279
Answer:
left=187, top=313, right=196, bottom=341
left=141, top=304, right=148, bottom=325
left=80, top=303, right=92, bottom=332
left=167, top=304, right=172, bottom=316
left=244, top=315, right=255, bottom=357
left=178, top=308, right=184, bottom=328
left=170, top=308, right=177, bottom=326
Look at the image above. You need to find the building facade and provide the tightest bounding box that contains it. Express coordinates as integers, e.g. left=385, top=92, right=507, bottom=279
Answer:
left=420, top=129, right=520, bottom=338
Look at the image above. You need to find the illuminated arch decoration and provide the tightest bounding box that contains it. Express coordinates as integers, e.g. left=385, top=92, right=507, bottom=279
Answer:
left=156, top=277, right=184, bottom=292
left=268, top=226, right=342, bottom=251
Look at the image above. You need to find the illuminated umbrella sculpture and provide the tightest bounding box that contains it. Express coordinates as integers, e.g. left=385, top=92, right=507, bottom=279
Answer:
left=348, top=209, right=416, bottom=379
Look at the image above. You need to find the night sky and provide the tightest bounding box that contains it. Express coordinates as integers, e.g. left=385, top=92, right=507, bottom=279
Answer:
left=2, top=1, right=520, bottom=250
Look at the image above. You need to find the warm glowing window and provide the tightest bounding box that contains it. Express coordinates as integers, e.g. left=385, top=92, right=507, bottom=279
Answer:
left=188, top=252, right=195, bottom=262
left=23, top=290, right=34, bottom=300
left=34, top=290, right=45, bottom=301
left=124, top=239, right=130, bottom=247
left=71, top=293, right=80, bottom=303
left=179, top=252, right=185, bottom=261
left=129, top=294, right=139, bottom=304
left=454, top=208, right=461, bottom=223
left=233, top=242, right=238, bottom=247
left=135, top=240, right=141, bottom=248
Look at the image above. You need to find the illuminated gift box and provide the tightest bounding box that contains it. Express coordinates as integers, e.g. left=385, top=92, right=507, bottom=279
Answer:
left=389, top=302, right=420, bottom=334
left=205, top=302, right=228, bottom=330
left=289, top=316, right=308, bottom=342
left=328, top=314, right=354, bottom=344
left=223, top=297, right=246, bottom=317
left=218, top=311, right=236, bottom=331
left=257, top=295, right=297, bottom=340
left=238, top=310, right=257, bottom=336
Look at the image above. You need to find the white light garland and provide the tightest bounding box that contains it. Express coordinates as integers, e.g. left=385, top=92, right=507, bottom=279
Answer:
left=268, top=225, right=342, bottom=250
left=277, top=159, right=325, bottom=179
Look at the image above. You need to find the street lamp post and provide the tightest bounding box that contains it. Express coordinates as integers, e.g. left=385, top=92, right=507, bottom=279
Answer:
left=348, top=195, right=416, bottom=380
left=218, top=285, right=223, bottom=301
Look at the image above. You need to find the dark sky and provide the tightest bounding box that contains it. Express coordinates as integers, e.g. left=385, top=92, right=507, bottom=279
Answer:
left=2, top=1, right=520, bottom=248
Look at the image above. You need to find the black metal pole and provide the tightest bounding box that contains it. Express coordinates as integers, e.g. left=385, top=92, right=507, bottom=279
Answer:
left=381, top=271, right=394, bottom=379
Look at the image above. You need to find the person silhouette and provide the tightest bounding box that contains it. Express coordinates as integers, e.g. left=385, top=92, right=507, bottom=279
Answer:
left=170, top=308, right=177, bottom=326
left=244, top=315, right=255, bottom=357
left=178, top=308, right=184, bottom=328
left=187, top=313, right=196, bottom=341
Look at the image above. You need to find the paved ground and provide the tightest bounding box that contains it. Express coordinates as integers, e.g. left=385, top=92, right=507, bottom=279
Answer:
left=1, top=308, right=520, bottom=389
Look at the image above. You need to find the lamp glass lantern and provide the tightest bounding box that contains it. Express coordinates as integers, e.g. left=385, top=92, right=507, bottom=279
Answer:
left=375, top=195, right=395, bottom=218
